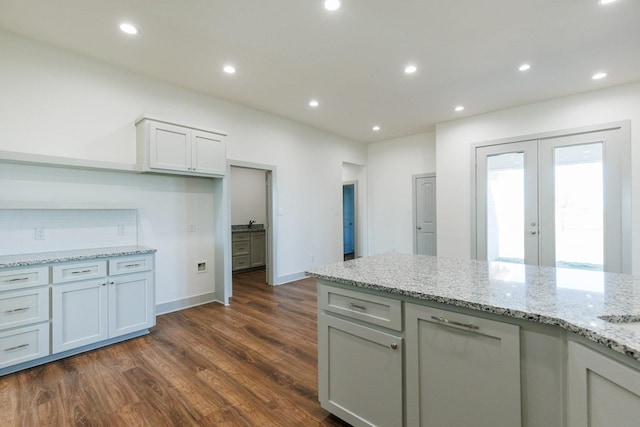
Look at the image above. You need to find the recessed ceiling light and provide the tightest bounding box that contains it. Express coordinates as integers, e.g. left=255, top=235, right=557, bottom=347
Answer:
left=223, top=65, right=236, bottom=74
left=372, top=125, right=381, bottom=132
left=519, top=64, right=531, bottom=72
left=119, top=23, right=138, bottom=35
left=404, top=65, right=417, bottom=74
left=597, top=0, right=617, bottom=5
left=309, top=99, right=319, bottom=107
left=324, top=0, right=341, bottom=11
left=454, top=105, right=465, bottom=112
left=592, top=72, right=608, bottom=80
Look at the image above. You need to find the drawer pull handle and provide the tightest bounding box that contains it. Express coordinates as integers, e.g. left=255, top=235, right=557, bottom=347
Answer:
left=5, top=277, right=30, bottom=283
left=5, top=307, right=29, bottom=313
left=431, top=315, right=479, bottom=330
left=124, top=263, right=141, bottom=268
left=4, top=343, right=29, bottom=352
left=71, top=269, right=92, bottom=274
left=348, top=302, right=367, bottom=311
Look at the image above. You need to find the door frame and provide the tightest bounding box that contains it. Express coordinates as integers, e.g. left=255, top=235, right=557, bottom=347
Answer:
left=227, top=160, right=277, bottom=289
left=342, top=181, right=358, bottom=257
left=412, top=173, right=436, bottom=255
left=470, top=120, right=631, bottom=272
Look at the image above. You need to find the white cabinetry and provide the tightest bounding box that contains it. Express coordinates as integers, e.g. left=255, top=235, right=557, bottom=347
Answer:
left=0, top=266, right=50, bottom=369
left=405, top=304, right=521, bottom=427
left=136, top=117, right=227, bottom=177
left=52, top=254, right=155, bottom=354
left=318, top=284, right=403, bottom=427
left=567, top=341, right=640, bottom=427
left=232, top=230, right=266, bottom=271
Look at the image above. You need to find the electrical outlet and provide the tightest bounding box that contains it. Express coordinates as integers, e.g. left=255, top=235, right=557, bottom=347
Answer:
left=189, top=224, right=196, bottom=232
left=35, top=228, right=46, bottom=240
left=117, top=225, right=126, bottom=235
left=310, top=254, right=315, bottom=262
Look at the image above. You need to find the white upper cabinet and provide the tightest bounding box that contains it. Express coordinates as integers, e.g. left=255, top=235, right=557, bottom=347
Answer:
left=136, top=117, right=227, bottom=177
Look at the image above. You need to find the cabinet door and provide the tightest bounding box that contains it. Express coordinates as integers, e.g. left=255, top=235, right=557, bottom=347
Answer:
left=405, top=304, right=521, bottom=427
left=567, top=341, right=640, bottom=427
left=108, top=271, right=155, bottom=338
left=52, top=279, right=108, bottom=353
left=149, top=122, right=191, bottom=172
left=191, top=129, right=226, bottom=175
left=318, top=313, right=403, bottom=427
left=250, top=231, right=266, bottom=267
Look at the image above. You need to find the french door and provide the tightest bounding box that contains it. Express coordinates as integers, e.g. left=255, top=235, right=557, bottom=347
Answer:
left=475, top=127, right=627, bottom=273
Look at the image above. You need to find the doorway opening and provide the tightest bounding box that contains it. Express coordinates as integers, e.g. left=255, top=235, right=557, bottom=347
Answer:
left=343, top=182, right=356, bottom=261
left=413, top=173, right=437, bottom=256
left=229, top=162, right=276, bottom=291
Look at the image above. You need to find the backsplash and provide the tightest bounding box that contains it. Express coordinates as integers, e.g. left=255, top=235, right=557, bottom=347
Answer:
left=0, top=209, right=138, bottom=256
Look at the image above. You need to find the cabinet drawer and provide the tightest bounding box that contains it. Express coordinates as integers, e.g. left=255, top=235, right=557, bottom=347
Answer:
left=0, top=266, right=49, bottom=291
left=232, top=232, right=250, bottom=242
left=109, top=254, right=153, bottom=276
left=0, top=287, right=49, bottom=331
left=232, top=241, right=250, bottom=256
left=319, top=283, right=402, bottom=331
left=52, top=260, right=107, bottom=284
left=0, top=323, right=50, bottom=369
left=232, top=256, right=250, bottom=271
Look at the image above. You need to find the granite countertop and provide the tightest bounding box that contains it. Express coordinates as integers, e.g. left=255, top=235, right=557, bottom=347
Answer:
left=306, top=253, right=640, bottom=361
left=0, top=245, right=157, bottom=269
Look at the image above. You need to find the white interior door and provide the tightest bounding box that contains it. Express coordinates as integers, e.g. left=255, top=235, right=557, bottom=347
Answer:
left=415, top=176, right=437, bottom=256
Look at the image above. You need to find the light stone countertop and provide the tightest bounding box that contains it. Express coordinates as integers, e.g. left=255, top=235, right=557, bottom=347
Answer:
left=306, top=253, right=640, bottom=361
left=0, top=245, right=157, bottom=269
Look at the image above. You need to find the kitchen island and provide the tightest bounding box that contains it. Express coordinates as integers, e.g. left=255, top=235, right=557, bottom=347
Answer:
left=307, top=254, right=640, bottom=427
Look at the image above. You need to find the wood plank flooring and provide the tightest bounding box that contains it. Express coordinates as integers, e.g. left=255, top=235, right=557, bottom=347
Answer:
left=0, top=270, right=351, bottom=426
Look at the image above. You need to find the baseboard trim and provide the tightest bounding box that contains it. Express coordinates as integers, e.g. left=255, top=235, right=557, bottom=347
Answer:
left=276, top=271, right=307, bottom=285
left=156, top=292, right=218, bottom=315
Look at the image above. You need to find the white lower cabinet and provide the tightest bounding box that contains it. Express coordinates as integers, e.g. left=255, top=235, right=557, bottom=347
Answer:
left=52, top=278, right=108, bottom=353
left=405, top=304, right=521, bottom=427
left=567, top=341, right=640, bottom=427
left=51, top=255, right=155, bottom=353
left=0, top=323, right=49, bottom=369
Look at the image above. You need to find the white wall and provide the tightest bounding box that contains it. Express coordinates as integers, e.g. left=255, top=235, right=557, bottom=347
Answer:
left=0, top=30, right=366, bottom=303
left=230, top=167, right=267, bottom=226
left=436, top=81, right=640, bottom=273
left=366, top=131, right=436, bottom=255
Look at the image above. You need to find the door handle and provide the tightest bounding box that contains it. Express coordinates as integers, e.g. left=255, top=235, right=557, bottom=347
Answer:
left=530, top=231, right=537, bottom=235
left=417, top=227, right=422, bottom=230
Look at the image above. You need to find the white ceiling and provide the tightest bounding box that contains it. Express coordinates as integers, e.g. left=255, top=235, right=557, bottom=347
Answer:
left=0, top=0, right=639, bottom=143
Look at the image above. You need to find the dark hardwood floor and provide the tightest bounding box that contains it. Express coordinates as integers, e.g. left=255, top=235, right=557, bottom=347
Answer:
left=0, top=270, right=351, bottom=426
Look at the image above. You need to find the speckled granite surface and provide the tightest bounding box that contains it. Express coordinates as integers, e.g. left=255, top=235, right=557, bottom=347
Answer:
left=306, top=253, right=640, bottom=361
left=0, top=245, right=157, bottom=269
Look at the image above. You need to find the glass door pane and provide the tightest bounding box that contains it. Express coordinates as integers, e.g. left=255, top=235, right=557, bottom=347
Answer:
left=486, top=153, right=525, bottom=264
left=553, top=143, right=603, bottom=270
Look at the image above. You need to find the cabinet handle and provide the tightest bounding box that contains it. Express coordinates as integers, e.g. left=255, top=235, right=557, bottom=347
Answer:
left=431, top=315, right=479, bottom=330
left=110, top=281, right=115, bottom=285
left=5, top=307, right=29, bottom=313
left=71, top=269, right=92, bottom=274
left=348, top=302, right=367, bottom=311
left=5, top=277, right=30, bottom=283
left=102, top=283, right=107, bottom=286
left=390, top=343, right=398, bottom=350
left=4, top=343, right=29, bottom=352
left=124, top=263, right=141, bottom=268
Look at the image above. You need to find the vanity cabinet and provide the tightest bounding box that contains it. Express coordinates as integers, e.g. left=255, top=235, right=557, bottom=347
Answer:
left=405, top=304, right=521, bottom=427
left=136, top=117, right=227, bottom=177
left=0, top=266, right=50, bottom=369
left=232, top=230, right=266, bottom=271
left=567, top=341, right=640, bottom=427
left=318, top=284, right=403, bottom=427
left=52, top=255, right=155, bottom=353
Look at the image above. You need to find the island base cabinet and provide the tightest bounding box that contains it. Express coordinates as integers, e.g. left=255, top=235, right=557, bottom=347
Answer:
left=318, top=313, right=403, bottom=427
left=567, top=341, right=640, bottom=427
left=405, top=304, right=521, bottom=427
